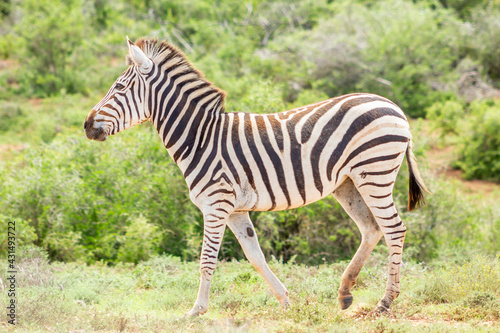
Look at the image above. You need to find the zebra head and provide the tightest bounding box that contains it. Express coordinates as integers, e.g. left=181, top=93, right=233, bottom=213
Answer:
left=84, top=37, right=153, bottom=141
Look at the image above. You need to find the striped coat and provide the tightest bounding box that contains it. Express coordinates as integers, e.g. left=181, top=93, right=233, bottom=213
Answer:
left=84, top=38, right=428, bottom=316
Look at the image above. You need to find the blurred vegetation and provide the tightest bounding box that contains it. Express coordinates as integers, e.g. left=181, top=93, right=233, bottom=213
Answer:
left=0, top=0, right=499, bottom=264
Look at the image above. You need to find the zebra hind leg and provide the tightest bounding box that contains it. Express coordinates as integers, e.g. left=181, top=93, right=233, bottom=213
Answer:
left=227, top=212, right=290, bottom=307
left=332, top=177, right=383, bottom=310
left=352, top=178, right=407, bottom=313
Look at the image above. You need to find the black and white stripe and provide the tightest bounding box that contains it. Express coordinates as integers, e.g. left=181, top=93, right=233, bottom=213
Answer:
left=84, top=38, right=428, bottom=316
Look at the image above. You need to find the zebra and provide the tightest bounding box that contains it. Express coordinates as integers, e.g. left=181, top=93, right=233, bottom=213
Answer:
left=84, top=37, right=428, bottom=316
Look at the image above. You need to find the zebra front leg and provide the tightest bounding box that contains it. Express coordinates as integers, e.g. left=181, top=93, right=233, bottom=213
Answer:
left=187, top=210, right=228, bottom=317
left=332, top=177, right=383, bottom=310
left=227, top=212, right=289, bottom=307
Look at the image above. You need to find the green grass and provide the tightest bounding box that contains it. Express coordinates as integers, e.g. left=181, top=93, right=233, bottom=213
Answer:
left=1, top=247, right=498, bottom=332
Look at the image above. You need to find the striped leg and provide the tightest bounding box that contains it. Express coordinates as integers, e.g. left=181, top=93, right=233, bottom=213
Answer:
left=372, top=200, right=406, bottom=312
left=353, top=181, right=406, bottom=312
left=332, top=177, right=383, bottom=310
left=227, top=212, right=289, bottom=307
left=187, top=210, right=228, bottom=317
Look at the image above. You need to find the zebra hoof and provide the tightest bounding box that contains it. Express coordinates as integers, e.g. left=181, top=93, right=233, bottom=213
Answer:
left=339, top=295, right=353, bottom=310
left=369, top=305, right=390, bottom=316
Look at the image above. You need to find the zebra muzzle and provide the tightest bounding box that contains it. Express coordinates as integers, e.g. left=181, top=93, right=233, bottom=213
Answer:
left=84, top=110, right=108, bottom=141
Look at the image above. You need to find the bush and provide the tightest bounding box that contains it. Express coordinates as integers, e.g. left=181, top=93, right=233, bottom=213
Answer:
left=0, top=126, right=203, bottom=263
left=14, top=0, right=92, bottom=96
left=426, top=99, right=465, bottom=137
left=464, top=8, right=500, bottom=81
left=262, top=0, right=466, bottom=118
left=454, top=100, right=500, bottom=182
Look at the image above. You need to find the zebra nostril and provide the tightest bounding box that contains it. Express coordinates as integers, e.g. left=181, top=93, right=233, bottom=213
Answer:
left=84, top=121, right=88, bottom=130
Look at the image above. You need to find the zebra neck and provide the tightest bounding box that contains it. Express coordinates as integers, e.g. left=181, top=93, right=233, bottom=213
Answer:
left=152, top=90, right=225, bottom=172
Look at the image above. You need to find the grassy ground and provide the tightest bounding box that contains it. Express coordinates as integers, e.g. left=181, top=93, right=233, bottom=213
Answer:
left=1, top=247, right=499, bottom=332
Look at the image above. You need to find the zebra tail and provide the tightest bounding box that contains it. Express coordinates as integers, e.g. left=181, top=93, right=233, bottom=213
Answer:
left=406, top=141, right=430, bottom=211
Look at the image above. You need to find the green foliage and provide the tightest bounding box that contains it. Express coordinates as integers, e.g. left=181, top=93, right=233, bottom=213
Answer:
left=0, top=126, right=203, bottom=263
left=117, top=215, right=161, bottom=263
left=0, top=101, right=23, bottom=132
left=428, top=98, right=500, bottom=182
left=454, top=100, right=500, bottom=182
left=426, top=99, right=465, bottom=137
left=0, top=216, right=38, bottom=254
left=14, top=0, right=92, bottom=96
left=410, top=255, right=500, bottom=306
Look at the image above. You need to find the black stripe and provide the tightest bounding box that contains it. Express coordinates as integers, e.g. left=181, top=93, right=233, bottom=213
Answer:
left=188, top=114, right=223, bottom=190
left=207, top=188, right=235, bottom=196
left=231, top=114, right=256, bottom=190
left=268, top=116, right=284, bottom=152
left=335, top=135, right=409, bottom=182
left=386, top=229, right=406, bottom=235
left=286, top=117, right=306, bottom=204
left=184, top=111, right=220, bottom=182
left=311, top=96, right=384, bottom=194
left=155, top=71, right=195, bottom=136
left=327, top=107, right=406, bottom=181
left=206, top=213, right=224, bottom=220
left=376, top=213, right=399, bottom=220
left=137, top=75, right=144, bottom=104
left=114, top=97, right=128, bottom=132
left=220, top=115, right=241, bottom=186
left=129, top=81, right=140, bottom=123
left=384, top=221, right=403, bottom=229
left=255, top=115, right=291, bottom=208
left=197, top=163, right=233, bottom=196
left=152, top=70, right=179, bottom=130
left=205, top=223, right=224, bottom=228
left=373, top=202, right=395, bottom=209
left=361, top=166, right=400, bottom=177
left=169, top=90, right=217, bottom=152
left=202, top=254, right=217, bottom=259
left=205, top=236, right=220, bottom=244
left=370, top=193, right=392, bottom=199
left=300, top=96, right=354, bottom=143
left=164, top=81, right=207, bottom=147
left=359, top=181, right=394, bottom=188
left=244, top=113, right=276, bottom=210
left=212, top=199, right=235, bottom=207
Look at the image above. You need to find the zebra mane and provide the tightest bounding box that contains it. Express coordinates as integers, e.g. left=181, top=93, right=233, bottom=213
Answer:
left=127, top=37, right=226, bottom=111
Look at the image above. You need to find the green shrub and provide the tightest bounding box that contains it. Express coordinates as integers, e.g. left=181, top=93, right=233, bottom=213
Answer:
left=0, top=101, right=24, bottom=132
left=14, top=0, right=92, bottom=96
left=117, top=215, right=162, bottom=263
left=263, top=0, right=466, bottom=118
left=426, top=99, right=465, bottom=137
left=0, top=125, right=202, bottom=263
left=465, top=8, right=500, bottom=81
left=454, top=100, right=500, bottom=182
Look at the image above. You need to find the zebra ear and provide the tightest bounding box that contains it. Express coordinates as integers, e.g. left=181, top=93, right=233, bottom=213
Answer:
left=126, top=36, right=153, bottom=73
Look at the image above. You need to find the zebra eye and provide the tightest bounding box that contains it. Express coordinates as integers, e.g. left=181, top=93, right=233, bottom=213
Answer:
left=115, top=83, right=126, bottom=90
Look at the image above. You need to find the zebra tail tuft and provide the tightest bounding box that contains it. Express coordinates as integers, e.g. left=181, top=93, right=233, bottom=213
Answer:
left=406, top=141, right=430, bottom=211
